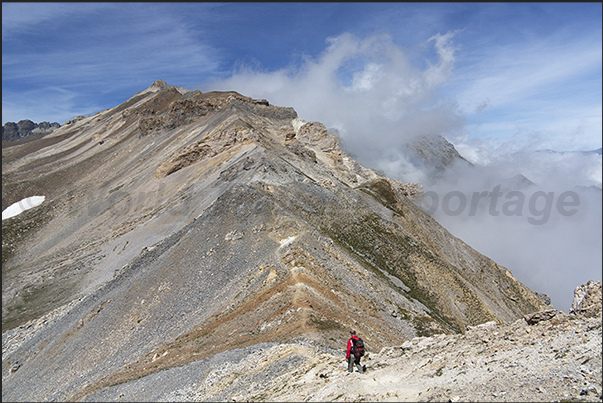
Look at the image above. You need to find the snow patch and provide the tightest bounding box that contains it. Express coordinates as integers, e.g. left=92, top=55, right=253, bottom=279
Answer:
left=2, top=196, right=45, bottom=220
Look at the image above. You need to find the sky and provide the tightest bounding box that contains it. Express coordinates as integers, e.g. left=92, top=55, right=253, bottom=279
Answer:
left=2, top=2, right=602, bottom=311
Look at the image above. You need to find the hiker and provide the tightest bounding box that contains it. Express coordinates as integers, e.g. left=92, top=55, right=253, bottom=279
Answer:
left=346, top=329, right=365, bottom=373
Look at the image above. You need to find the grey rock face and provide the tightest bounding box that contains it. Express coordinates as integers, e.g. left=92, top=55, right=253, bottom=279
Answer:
left=524, top=309, right=557, bottom=324
left=570, top=280, right=602, bottom=317
left=2, top=119, right=60, bottom=141
left=16, top=119, right=36, bottom=133
left=2, top=121, right=19, bottom=140
left=535, top=291, right=552, bottom=306
left=406, top=134, right=472, bottom=173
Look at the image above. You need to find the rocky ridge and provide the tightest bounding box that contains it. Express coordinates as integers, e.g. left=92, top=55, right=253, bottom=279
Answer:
left=3, top=80, right=552, bottom=401
left=85, top=281, right=603, bottom=402
left=2, top=120, right=61, bottom=142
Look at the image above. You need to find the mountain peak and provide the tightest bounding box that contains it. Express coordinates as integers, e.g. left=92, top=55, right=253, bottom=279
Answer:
left=150, top=79, right=171, bottom=90
left=406, top=134, right=472, bottom=173
left=136, top=79, right=189, bottom=97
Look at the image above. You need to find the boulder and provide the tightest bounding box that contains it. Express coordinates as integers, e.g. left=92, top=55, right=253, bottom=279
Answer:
left=570, top=280, right=602, bottom=318
left=524, top=309, right=558, bottom=325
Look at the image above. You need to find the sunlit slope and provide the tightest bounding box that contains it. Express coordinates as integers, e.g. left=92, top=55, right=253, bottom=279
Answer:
left=2, top=81, right=546, bottom=402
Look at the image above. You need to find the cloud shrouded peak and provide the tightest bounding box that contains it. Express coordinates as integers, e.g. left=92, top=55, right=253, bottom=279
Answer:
left=204, top=32, right=465, bottom=181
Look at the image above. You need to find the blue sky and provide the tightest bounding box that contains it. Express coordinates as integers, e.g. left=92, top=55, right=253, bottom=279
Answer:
left=3, top=3, right=601, bottom=154
left=3, top=2, right=602, bottom=309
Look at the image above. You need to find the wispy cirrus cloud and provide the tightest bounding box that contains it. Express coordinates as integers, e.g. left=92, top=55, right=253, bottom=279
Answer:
left=450, top=29, right=602, bottom=153
left=2, top=3, right=225, bottom=124
left=2, top=86, right=102, bottom=125
left=1, top=3, right=107, bottom=40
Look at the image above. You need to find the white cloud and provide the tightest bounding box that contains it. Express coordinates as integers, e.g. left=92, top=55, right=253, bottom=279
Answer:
left=429, top=184, right=602, bottom=312
left=419, top=145, right=602, bottom=311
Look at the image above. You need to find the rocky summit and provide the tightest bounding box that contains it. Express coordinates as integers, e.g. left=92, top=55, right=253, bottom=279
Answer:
left=2, top=80, right=594, bottom=402
left=2, top=120, right=61, bottom=142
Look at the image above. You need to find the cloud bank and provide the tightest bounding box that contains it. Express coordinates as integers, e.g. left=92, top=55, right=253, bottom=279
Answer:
left=422, top=153, right=602, bottom=311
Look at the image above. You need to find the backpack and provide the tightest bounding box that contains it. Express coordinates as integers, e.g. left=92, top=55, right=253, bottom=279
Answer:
left=352, top=337, right=365, bottom=357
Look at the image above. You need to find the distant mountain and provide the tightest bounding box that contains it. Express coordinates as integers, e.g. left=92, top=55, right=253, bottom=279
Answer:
left=498, top=173, right=536, bottom=192
left=575, top=184, right=603, bottom=193
left=2, top=120, right=60, bottom=142
left=406, top=134, right=473, bottom=173
left=2, top=80, right=549, bottom=401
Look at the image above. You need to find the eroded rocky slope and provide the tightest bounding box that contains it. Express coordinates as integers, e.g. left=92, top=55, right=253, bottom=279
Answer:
left=3, top=80, right=551, bottom=401
left=4, top=282, right=600, bottom=402
left=82, top=280, right=603, bottom=402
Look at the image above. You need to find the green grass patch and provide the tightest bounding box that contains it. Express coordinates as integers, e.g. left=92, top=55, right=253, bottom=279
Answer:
left=308, top=314, right=343, bottom=331
left=357, top=179, right=404, bottom=216
left=321, top=212, right=461, bottom=333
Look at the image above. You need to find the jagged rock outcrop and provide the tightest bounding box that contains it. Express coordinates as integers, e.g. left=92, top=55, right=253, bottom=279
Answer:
left=2, top=81, right=549, bottom=402
left=135, top=86, right=290, bottom=137
left=154, top=125, right=258, bottom=178
left=2, top=120, right=60, bottom=142
left=523, top=308, right=558, bottom=325
left=535, top=291, right=552, bottom=306
left=570, top=280, right=602, bottom=318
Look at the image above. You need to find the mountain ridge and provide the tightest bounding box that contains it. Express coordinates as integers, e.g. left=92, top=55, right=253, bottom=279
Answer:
left=3, top=80, right=551, bottom=401
left=2, top=120, right=61, bottom=142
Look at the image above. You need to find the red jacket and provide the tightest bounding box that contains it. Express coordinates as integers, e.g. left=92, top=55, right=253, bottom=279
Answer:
left=346, top=335, right=360, bottom=359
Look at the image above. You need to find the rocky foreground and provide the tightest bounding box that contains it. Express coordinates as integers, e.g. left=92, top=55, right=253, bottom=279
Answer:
left=4, top=281, right=600, bottom=402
